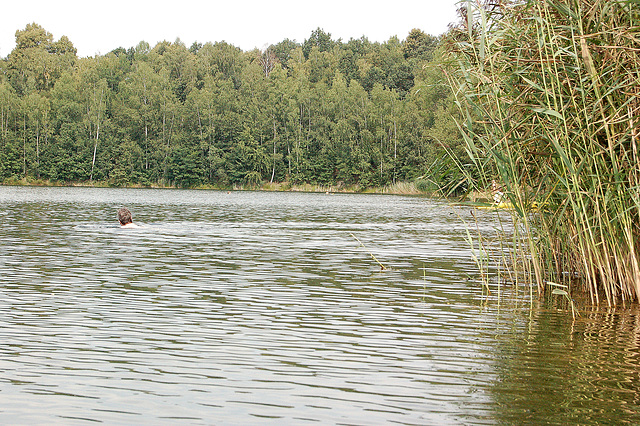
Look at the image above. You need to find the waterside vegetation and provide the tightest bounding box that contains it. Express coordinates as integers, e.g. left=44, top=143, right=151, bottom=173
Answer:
left=0, top=174, right=432, bottom=195
left=446, top=0, right=640, bottom=306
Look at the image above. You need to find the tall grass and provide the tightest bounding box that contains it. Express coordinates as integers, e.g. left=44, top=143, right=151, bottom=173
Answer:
left=444, top=0, right=640, bottom=306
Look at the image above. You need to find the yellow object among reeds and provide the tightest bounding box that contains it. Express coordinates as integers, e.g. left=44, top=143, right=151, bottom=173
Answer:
left=475, top=201, right=547, bottom=212
left=475, top=202, right=514, bottom=211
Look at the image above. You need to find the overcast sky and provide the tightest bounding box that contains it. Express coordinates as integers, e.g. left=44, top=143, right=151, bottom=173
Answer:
left=1, top=0, right=461, bottom=58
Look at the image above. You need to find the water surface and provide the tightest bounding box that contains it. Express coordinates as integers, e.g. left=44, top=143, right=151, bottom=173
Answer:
left=0, top=186, right=638, bottom=424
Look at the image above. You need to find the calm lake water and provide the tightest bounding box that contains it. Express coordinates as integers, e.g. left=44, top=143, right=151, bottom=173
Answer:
left=0, top=186, right=639, bottom=425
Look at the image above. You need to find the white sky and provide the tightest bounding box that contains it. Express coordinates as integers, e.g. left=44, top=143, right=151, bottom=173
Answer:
left=1, top=0, right=461, bottom=58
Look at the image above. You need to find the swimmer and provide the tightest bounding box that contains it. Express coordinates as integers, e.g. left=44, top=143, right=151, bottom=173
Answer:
left=491, top=179, right=504, bottom=204
left=117, top=207, right=139, bottom=228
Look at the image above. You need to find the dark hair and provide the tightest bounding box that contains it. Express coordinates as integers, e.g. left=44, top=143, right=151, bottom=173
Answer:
left=117, top=207, right=133, bottom=225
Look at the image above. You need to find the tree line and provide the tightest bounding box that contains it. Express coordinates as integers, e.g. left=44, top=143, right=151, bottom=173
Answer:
left=0, top=23, right=463, bottom=189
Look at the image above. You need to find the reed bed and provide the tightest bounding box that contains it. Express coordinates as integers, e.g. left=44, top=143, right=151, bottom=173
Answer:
left=444, top=0, right=640, bottom=306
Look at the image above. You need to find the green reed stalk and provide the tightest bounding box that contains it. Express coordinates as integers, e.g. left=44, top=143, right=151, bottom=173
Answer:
left=443, top=0, right=640, bottom=306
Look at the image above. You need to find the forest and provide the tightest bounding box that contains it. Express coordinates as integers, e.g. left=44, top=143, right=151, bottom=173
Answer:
left=0, top=23, right=463, bottom=190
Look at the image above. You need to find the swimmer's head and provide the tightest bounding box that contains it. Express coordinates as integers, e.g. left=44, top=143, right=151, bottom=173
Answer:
left=117, top=207, right=133, bottom=226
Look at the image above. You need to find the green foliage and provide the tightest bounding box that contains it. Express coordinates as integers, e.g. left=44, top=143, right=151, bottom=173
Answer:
left=403, top=29, right=438, bottom=61
left=302, top=28, right=335, bottom=59
left=7, top=23, right=76, bottom=95
left=0, top=23, right=465, bottom=191
left=271, top=38, right=300, bottom=69
left=446, top=0, right=640, bottom=305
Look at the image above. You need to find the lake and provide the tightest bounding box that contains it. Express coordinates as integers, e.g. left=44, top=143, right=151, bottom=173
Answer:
left=0, top=186, right=639, bottom=424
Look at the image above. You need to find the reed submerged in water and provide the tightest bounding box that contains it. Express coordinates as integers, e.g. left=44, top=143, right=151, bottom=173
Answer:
left=445, top=0, right=640, bottom=306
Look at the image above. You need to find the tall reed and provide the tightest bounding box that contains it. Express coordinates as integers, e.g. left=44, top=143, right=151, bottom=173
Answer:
left=444, top=0, right=640, bottom=306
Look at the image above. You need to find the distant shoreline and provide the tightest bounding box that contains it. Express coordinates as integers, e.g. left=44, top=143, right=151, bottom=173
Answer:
left=0, top=178, right=445, bottom=197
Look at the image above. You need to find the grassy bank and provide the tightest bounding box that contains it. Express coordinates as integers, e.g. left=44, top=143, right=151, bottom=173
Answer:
left=0, top=177, right=437, bottom=196
left=446, top=0, right=640, bottom=306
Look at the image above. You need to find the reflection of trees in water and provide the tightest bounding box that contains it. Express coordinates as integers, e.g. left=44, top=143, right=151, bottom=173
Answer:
left=491, top=308, right=640, bottom=425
